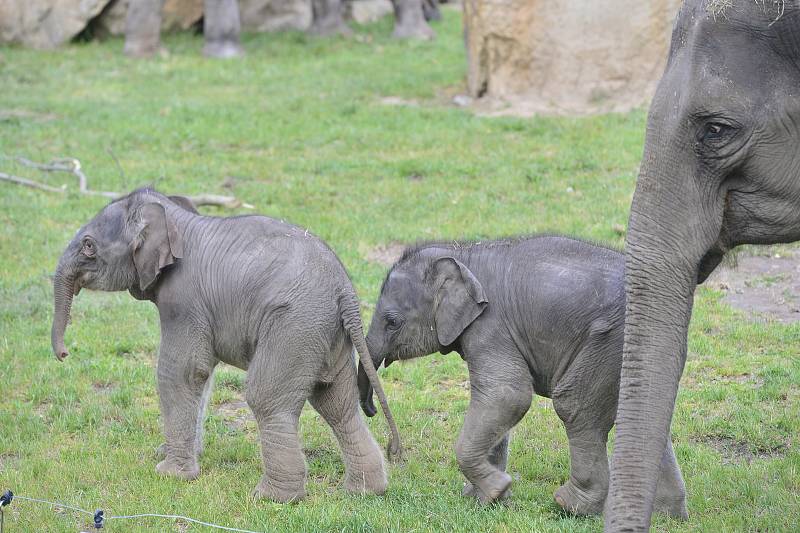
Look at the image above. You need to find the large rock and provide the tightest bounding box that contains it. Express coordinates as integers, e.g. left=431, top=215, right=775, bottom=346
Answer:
left=463, top=0, right=683, bottom=115
left=93, top=0, right=311, bottom=36
left=345, top=0, right=393, bottom=24
left=239, top=0, right=311, bottom=32
left=92, top=0, right=205, bottom=37
left=0, top=0, right=111, bottom=48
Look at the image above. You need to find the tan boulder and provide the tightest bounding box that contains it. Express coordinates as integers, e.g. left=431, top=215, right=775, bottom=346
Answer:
left=463, top=0, right=683, bottom=115
left=0, top=0, right=111, bottom=48
left=93, top=0, right=310, bottom=37
left=92, top=0, right=205, bottom=37
left=239, top=0, right=311, bottom=32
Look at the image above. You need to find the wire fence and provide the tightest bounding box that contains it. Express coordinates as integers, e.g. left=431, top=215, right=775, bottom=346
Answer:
left=0, top=490, right=266, bottom=533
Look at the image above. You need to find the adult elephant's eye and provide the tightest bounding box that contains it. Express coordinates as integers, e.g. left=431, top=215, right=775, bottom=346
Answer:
left=700, top=121, right=734, bottom=144
left=385, top=315, right=402, bottom=330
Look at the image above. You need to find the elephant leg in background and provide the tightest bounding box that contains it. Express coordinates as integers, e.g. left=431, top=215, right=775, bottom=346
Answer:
left=462, top=432, right=511, bottom=500
left=422, top=0, right=441, bottom=21
left=124, top=0, right=165, bottom=57
left=155, top=332, right=218, bottom=480
left=456, top=363, right=532, bottom=504
left=308, top=356, right=387, bottom=495
left=310, top=0, right=351, bottom=36
left=203, top=0, right=244, bottom=58
left=391, top=0, right=435, bottom=40
left=247, top=334, right=318, bottom=503
left=653, top=440, right=689, bottom=519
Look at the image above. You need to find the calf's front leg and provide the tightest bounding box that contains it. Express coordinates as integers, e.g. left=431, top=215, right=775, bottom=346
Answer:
left=456, top=373, right=531, bottom=504
left=155, top=330, right=217, bottom=480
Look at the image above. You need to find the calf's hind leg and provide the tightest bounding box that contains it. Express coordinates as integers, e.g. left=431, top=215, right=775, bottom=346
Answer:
left=247, top=338, right=316, bottom=503
left=309, top=354, right=388, bottom=495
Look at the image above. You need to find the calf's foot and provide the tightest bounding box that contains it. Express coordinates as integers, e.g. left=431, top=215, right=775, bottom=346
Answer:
left=553, top=480, right=605, bottom=516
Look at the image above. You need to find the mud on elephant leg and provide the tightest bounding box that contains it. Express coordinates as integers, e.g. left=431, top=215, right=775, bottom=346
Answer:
left=462, top=432, right=512, bottom=501
left=155, top=336, right=217, bottom=481
left=456, top=384, right=530, bottom=504
left=654, top=440, right=688, bottom=519
left=309, top=360, right=387, bottom=495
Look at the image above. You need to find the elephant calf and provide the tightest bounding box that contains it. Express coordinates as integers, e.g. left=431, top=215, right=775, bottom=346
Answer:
left=51, top=189, right=399, bottom=502
left=358, top=236, right=687, bottom=517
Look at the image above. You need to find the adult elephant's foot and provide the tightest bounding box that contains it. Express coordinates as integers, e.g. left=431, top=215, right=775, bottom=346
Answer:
left=461, top=471, right=512, bottom=504
left=155, top=458, right=200, bottom=481
left=553, top=480, right=605, bottom=516
left=462, top=481, right=511, bottom=503
left=344, top=465, right=388, bottom=495
left=252, top=478, right=306, bottom=503
left=203, top=41, right=245, bottom=59
left=654, top=495, right=689, bottom=520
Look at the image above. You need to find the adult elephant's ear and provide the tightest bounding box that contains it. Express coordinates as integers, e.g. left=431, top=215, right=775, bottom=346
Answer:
left=432, top=257, right=487, bottom=346
left=168, top=195, right=199, bottom=214
left=133, top=202, right=184, bottom=291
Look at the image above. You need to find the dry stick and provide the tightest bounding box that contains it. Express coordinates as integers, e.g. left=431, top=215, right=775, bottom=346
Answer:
left=1, top=156, right=253, bottom=209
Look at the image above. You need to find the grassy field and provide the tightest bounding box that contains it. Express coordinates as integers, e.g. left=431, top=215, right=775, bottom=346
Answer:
left=1, top=8, right=798, bottom=532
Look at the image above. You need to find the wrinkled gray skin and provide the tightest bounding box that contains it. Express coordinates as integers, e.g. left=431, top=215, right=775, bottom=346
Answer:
left=124, top=0, right=244, bottom=58
left=51, top=189, right=400, bottom=502
left=606, top=2, right=800, bottom=531
left=422, top=0, right=441, bottom=22
left=391, top=0, right=435, bottom=39
left=359, top=237, right=687, bottom=517
left=310, top=0, right=351, bottom=36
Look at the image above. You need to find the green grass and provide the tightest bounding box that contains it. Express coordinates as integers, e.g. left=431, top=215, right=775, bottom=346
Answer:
left=1, top=9, right=798, bottom=532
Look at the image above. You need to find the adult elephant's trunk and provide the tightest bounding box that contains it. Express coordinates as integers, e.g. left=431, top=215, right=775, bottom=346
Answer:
left=51, top=262, right=77, bottom=361
left=605, top=124, right=724, bottom=531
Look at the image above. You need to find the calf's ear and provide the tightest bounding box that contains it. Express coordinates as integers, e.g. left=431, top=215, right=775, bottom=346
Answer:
left=133, top=202, right=183, bottom=291
left=431, top=257, right=487, bottom=346
left=168, top=195, right=199, bottom=214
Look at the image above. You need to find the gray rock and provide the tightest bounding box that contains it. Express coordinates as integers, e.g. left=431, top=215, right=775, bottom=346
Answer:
left=0, top=0, right=112, bottom=48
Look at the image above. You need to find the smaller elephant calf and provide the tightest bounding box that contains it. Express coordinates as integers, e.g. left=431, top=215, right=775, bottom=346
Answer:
left=51, top=189, right=400, bottom=502
left=358, top=236, right=688, bottom=517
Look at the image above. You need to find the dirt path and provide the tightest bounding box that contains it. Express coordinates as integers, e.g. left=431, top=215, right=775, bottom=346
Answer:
left=706, top=249, right=800, bottom=323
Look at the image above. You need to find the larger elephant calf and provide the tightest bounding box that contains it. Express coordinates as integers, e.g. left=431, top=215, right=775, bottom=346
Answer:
left=359, top=235, right=688, bottom=517
left=51, top=188, right=400, bottom=502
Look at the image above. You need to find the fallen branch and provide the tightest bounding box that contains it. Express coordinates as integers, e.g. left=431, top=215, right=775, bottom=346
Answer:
left=1, top=156, right=253, bottom=209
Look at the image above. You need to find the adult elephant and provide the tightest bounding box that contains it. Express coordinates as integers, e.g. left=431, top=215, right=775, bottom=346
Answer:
left=125, top=0, right=243, bottom=58
left=606, top=1, right=800, bottom=531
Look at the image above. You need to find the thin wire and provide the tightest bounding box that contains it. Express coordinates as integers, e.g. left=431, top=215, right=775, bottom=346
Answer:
left=13, top=495, right=94, bottom=516
left=107, top=513, right=263, bottom=532
left=11, top=495, right=266, bottom=533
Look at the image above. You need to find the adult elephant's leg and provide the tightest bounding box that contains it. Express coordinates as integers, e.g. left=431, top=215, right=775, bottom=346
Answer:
left=309, top=354, right=387, bottom=495
left=247, top=336, right=315, bottom=502
left=391, top=0, right=435, bottom=40
left=653, top=440, right=688, bottom=519
left=462, top=432, right=511, bottom=499
left=155, top=330, right=217, bottom=480
left=422, top=0, right=441, bottom=21
left=203, top=0, right=244, bottom=58
left=309, top=0, right=351, bottom=36
left=124, top=0, right=165, bottom=57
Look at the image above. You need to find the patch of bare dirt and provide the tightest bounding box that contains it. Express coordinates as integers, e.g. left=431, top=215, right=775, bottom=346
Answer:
left=0, top=452, right=20, bottom=471
left=215, top=400, right=254, bottom=432
left=705, top=250, right=800, bottom=323
left=696, top=435, right=786, bottom=465
left=0, top=108, right=58, bottom=123
left=364, top=242, right=405, bottom=267
left=378, top=96, right=420, bottom=107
